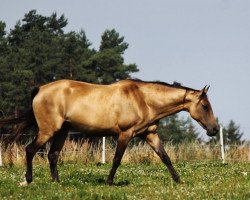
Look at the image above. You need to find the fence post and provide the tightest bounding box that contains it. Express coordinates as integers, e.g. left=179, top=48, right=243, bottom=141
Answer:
left=248, top=143, right=250, bottom=161
left=0, top=144, right=2, bottom=166
left=219, top=125, right=225, bottom=163
left=102, top=137, right=106, bottom=164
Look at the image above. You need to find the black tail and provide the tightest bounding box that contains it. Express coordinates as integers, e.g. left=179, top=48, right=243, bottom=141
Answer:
left=0, top=112, right=31, bottom=127
left=0, top=87, right=40, bottom=142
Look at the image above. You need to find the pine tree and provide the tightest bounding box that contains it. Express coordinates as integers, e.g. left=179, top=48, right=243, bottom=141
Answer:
left=0, top=21, right=10, bottom=115
left=99, top=29, right=128, bottom=54
left=0, top=11, right=139, bottom=118
left=59, top=30, right=94, bottom=80
left=83, top=29, right=138, bottom=84
left=158, top=114, right=200, bottom=144
left=225, top=120, right=244, bottom=146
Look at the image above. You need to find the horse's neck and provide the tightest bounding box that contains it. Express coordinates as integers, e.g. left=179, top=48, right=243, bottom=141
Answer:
left=142, top=84, right=186, bottom=120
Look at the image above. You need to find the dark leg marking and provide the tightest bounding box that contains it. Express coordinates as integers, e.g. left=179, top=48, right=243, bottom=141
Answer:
left=107, top=134, right=131, bottom=185
left=145, top=132, right=180, bottom=183
left=48, top=125, right=69, bottom=182
left=25, top=133, right=52, bottom=184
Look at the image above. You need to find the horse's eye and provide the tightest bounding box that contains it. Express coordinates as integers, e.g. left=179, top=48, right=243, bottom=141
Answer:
left=202, top=104, right=209, bottom=111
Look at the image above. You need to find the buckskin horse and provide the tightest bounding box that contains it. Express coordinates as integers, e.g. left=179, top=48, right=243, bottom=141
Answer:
left=0, top=79, right=219, bottom=186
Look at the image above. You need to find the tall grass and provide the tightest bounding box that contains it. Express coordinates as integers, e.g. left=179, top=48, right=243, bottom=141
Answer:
left=0, top=139, right=249, bottom=166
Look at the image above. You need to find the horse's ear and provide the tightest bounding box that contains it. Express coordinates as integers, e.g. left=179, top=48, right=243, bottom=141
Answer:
left=199, top=85, right=210, bottom=97
left=203, top=85, right=210, bottom=94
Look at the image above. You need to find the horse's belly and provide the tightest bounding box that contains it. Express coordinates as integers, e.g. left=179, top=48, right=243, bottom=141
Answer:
left=67, top=116, right=119, bottom=136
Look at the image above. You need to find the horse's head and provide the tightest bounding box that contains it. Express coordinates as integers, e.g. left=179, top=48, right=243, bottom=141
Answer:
left=185, top=86, right=219, bottom=137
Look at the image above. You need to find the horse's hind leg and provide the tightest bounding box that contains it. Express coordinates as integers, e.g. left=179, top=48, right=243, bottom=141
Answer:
left=48, top=123, right=69, bottom=182
left=23, top=131, right=53, bottom=185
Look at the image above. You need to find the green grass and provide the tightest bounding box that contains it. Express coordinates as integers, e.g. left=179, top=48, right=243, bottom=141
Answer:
left=0, top=162, right=249, bottom=200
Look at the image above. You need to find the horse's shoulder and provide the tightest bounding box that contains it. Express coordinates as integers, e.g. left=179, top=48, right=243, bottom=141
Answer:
left=114, top=80, right=139, bottom=94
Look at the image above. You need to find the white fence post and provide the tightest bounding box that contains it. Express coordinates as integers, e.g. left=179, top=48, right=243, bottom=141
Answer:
left=248, top=143, right=250, bottom=161
left=219, top=125, right=225, bottom=163
left=0, top=144, right=2, bottom=166
left=102, top=137, right=106, bottom=164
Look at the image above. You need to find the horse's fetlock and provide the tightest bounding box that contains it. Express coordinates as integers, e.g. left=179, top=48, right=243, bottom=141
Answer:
left=173, top=175, right=181, bottom=183
left=25, top=145, right=32, bottom=153
left=48, top=153, right=55, bottom=160
left=48, top=152, right=59, bottom=164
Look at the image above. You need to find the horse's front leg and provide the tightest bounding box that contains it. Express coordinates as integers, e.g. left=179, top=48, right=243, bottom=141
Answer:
left=107, top=133, right=131, bottom=185
left=144, top=132, right=181, bottom=183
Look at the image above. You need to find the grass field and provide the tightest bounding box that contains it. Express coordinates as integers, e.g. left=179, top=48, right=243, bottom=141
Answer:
left=0, top=161, right=249, bottom=200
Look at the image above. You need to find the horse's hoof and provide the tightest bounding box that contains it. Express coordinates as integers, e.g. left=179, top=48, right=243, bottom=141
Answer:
left=19, top=180, right=29, bottom=187
left=173, top=176, right=181, bottom=184
left=174, top=178, right=185, bottom=184
left=177, top=180, right=184, bottom=184
left=107, top=180, right=113, bottom=186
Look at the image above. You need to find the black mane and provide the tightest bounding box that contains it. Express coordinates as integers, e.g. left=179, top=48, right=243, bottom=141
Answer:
left=129, top=79, right=198, bottom=91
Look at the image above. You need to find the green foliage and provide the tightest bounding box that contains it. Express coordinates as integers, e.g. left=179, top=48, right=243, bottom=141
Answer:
left=0, top=10, right=138, bottom=116
left=100, top=29, right=128, bottom=54
left=225, top=120, right=244, bottom=145
left=83, top=29, right=138, bottom=84
left=158, top=114, right=200, bottom=144
left=0, top=162, right=249, bottom=199
left=0, top=21, right=7, bottom=54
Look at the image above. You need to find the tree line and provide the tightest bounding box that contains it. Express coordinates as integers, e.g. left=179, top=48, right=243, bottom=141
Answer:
left=0, top=10, right=138, bottom=115
left=0, top=10, right=245, bottom=145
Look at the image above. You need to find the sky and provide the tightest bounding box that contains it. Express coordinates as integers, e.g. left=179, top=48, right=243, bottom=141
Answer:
left=0, top=0, right=250, bottom=140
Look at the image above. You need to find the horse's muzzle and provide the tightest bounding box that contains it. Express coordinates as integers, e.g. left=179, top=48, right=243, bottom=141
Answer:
left=207, top=126, right=219, bottom=137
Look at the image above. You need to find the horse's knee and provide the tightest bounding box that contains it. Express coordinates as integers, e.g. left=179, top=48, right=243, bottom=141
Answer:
left=25, top=144, right=36, bottom=157
left=48, top=151, right=60, bottom=165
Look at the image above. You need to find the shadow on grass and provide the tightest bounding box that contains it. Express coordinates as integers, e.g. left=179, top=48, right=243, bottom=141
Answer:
left=85, top=178, right=130, bottom=186
left=61, top=171, right=130, bottom=187
left=113, top=180, right=130, bottom=186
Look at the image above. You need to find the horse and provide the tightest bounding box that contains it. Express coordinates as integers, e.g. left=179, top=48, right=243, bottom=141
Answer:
left=0, top=79, right=219, bottom=186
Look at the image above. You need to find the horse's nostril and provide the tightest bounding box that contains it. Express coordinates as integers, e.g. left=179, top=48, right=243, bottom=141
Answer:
left=213, top=127, right=219, bottom=134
